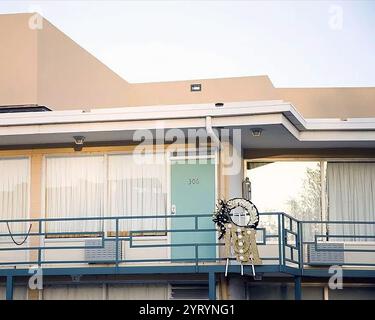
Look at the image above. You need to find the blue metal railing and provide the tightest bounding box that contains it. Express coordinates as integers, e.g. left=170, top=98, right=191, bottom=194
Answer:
left=0, top=212, right=374, bottom=270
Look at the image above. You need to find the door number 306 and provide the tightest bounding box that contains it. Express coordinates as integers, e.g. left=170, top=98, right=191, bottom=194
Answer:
left=187, top=178, right=199, bottom=185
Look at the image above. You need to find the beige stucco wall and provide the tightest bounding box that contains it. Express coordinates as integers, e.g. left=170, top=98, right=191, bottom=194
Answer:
left=37, top=17, right=131, bottom=109
left=126, top=76, right=276, bottom=107
left=0, top=13, right=374, bottom=119
left=0, top=13, right=37, bottom=106
left=276, top=87, right=375, bottom=118
left=0, top=13, right=131, bottom=110
left=127, top=79, right=375, bottom=119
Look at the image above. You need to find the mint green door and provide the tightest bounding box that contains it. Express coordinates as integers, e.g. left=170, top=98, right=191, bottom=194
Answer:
left=171, top=159, right=216, bottom=261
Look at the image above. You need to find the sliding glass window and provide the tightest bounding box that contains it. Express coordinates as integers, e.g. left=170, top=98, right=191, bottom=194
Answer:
left=247, top=160, right=375, bottom=242
left=44, top=154, right=167, bottom=236
left=246, top=161, right=323, bottom=240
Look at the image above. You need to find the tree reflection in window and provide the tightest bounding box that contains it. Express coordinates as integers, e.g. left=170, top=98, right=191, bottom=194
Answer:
left=247, top=161, right=323, bottom=241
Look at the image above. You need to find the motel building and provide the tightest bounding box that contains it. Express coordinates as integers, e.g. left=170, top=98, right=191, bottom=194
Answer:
left=1, top=13, right=375, bottom=301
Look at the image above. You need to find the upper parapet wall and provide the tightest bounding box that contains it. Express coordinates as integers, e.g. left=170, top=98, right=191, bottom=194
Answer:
left=0, top=13, right=374, bottom=119
left=276, top=87, right=375, bottom=118
left=0, top=13, right=131, bottom=109
left=126, top=76, right=276, bottom=107
left=126, top=78, right=375, bottom=119
left=0, top=13, right=38, bottom=106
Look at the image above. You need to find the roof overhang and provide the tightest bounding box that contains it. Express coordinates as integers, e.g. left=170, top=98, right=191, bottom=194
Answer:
left=0, top=100, right=374, bottom=149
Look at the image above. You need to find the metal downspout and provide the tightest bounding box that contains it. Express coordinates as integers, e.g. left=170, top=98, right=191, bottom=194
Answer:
left=205, top=116, right=222, bottom=150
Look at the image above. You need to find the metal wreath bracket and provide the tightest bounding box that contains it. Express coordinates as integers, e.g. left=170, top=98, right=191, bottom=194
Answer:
left=213, top=198, right=262, bottom=278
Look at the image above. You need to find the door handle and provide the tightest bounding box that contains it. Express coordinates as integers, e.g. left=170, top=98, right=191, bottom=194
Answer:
left=171, top=204, right=177, bottom=215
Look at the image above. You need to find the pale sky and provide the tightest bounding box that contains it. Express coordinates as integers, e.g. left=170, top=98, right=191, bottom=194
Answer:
left=0, top=1, right=374, bottom=87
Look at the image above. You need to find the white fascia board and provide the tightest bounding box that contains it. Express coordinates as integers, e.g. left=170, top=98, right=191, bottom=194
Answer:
left=303, top=118, right=375, bottom=130
left=0, top=101, right=295, bottom=126
left=300, top=130, right=375, bottom=141
left=0, top=114, right=285, bottom=137
left=282, top=103, right=375, bottom=131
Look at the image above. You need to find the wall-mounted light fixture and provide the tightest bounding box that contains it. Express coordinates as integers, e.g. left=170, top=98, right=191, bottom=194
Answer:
left=73, top=136, right=85, bottom=151
left=251, top=128, right=262, bottom=137
left=190, top=84, right=202, bottom=92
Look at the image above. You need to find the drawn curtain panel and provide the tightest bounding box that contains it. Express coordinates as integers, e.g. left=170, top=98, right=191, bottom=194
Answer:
left=45, top=156, right=105, bottom=234
left=107, top=153, right=167, bottom=232
left=0, top=158, right=29, bottom=234
left=327, top=162, right=375, bottom=241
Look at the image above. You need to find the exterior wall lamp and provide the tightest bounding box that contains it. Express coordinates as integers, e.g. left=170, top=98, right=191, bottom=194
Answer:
left=73, top=136, right=85, bottom=151
left=251, top=128, right=262, bottom=137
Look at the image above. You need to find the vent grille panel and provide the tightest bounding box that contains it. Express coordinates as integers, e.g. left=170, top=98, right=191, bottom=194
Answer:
left=84, top=239, right=122, bottom=263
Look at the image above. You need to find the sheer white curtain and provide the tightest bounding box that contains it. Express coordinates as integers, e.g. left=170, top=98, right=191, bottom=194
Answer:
left=0, top=158, right=29, bottom=233
left=327, top=162, right=375, bottom=241
left=107, top=153, right=167, bottom=232
left=45, top=156, right=104, bottom=233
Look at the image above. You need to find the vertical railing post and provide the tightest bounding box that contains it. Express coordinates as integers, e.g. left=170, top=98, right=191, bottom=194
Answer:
left=38, top=221, right=42, bottom=266
left=290, top=218, right=294, bottom=262
left=115, top=218, right=119, bottom=268
left=278, top=213, right=282, bottom=267
left=281, top=214, right=286, bottom=267
left=208, top=272, right=216, bottom=300
left=294, top=276, right=302, bottom=300
left=195, top=245, right=199, bottom=272
left=195, top=216, right=199, bottom=268
left=6, top=275, right=14, bottom=300
left=298, top=221, right=304, bottom=273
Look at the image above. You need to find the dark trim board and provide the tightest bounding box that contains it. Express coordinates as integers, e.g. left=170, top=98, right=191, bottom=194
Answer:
left=244, top=148, right=375, bottom=160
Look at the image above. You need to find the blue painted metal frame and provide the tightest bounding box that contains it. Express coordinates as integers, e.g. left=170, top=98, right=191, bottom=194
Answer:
left=208, top=272, right=216, bottom=300
left=6, top=276, right=13, bottom=301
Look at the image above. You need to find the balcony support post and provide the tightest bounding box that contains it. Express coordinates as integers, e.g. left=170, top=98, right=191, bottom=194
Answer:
left=6, top=275, right=14, bottom=300
left=208, top=272, right=216, bottom=300
left=294, top=276, right=302, bottom=300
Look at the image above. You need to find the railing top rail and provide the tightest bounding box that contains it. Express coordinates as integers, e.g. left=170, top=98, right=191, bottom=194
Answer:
left=0, top=213, right=214, bottom=224
left=300, top=220, right=375, bottom=224
left=0, top=212, right=373, bottom=225
left=1, top=211, right=375, bottom=271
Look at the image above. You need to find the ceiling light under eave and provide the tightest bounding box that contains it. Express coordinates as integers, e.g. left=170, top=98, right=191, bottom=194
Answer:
left=73, top=136, right=85, bottom=151
left=251, top=128, right=263, bottom=137
left=73, top=136, right=85, bottom=145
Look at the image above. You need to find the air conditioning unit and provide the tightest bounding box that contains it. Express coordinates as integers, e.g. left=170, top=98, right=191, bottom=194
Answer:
left=84, top=239, right=122, bottom=264
left=307, top=242, right=344, bottom=265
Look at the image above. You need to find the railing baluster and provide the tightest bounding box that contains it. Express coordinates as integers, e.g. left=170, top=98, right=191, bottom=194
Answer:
left=115, top=218, right=119, bottom=268
left=298, top=221, right=304, bottom=273
left=278, top=213, right=282, bottom=267
left=38, top=221, right=42, bottom=266
left=282, top=214, right=286, bottom=267
left=195, top=244, right=199, bottom=271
